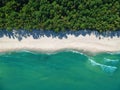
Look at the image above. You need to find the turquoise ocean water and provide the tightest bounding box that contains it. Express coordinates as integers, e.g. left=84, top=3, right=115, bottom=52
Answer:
left=0, top=50, right=120, bottom=90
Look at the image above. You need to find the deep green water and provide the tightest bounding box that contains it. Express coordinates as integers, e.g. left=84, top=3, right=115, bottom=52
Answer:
left=0, top=50, right=120, bottom=90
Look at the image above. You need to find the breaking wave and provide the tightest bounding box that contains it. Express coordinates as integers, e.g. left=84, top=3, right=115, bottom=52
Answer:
left=0, top=50, right=119, bottom=74
left=89, top=58, right=117, bottom=73
left=104, top=58, right=119, bottom=65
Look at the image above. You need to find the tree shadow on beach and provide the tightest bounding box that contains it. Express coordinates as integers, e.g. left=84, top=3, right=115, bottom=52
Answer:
left=0, top=29, right=120, bottom=41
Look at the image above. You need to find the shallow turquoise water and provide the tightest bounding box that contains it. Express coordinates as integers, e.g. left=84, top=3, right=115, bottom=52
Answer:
left=0, top=50, right=120, bottom=90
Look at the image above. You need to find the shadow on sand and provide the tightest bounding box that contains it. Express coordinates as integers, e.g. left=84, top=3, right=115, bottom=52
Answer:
left=0, top=30, right=120, bottom=41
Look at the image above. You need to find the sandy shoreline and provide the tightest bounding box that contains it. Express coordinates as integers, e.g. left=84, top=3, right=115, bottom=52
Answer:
left=0, top=34, right=120, bottom=53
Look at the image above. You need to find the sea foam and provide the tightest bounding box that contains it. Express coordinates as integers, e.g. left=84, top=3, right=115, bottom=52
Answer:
left=104, top=58, right=119, bottom=65
left=89, top=58, right=117, bottom=73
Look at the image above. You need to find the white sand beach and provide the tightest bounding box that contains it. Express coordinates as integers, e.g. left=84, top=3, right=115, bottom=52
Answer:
left=0, top=33, right=120, bottom=53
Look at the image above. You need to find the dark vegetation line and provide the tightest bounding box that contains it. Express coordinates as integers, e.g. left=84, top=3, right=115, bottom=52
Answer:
left=0, top=0, right=120, bottom=32
left=1, top=30, right=120, bottom=41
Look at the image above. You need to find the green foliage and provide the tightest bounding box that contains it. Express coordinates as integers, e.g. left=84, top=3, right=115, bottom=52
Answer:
left=0, top=0, right=120, bottom=32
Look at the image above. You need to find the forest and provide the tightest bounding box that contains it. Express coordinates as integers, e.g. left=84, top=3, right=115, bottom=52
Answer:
left=0, top=0, right=120, bottom=32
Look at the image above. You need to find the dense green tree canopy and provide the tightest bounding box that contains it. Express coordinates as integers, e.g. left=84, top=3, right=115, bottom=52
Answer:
left=0, top=0, right=120, bottom=32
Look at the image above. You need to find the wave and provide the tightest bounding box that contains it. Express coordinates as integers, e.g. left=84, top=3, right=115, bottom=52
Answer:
left=39, top=49, right=86, bottom=56
left=89, top=58, right=117, bottom=73
left=67, top=50, right=85, bottom=55
left=14, top=50, right=39, bottom=55
left=0, top=50, right=119, bottom=74
left=0, top=49, right=83, bottom=56
left=69, top=50, right=82, bottom=54
left=101, top=65, right=117, bottom=73
left=104, top=58, right=119, bottom=64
